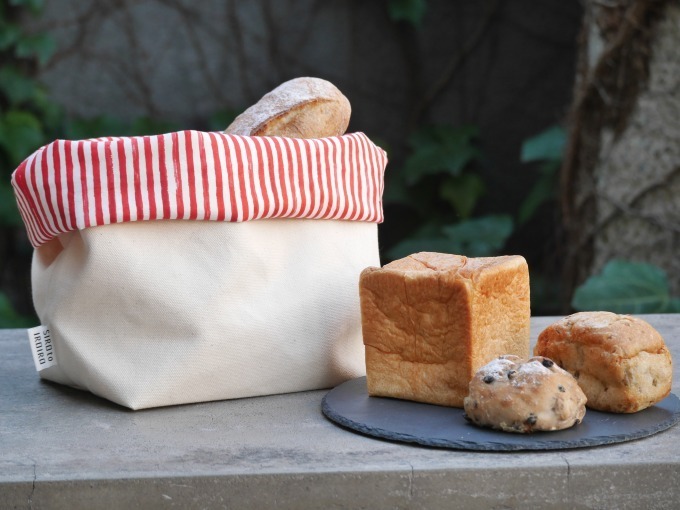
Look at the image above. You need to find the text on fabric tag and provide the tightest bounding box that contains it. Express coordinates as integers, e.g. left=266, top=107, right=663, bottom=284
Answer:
left=27, top=325, right=57, bottom=371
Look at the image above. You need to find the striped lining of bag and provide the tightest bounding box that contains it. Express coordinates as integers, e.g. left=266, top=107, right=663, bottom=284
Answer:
left=11, top=131, right=387, bottom=247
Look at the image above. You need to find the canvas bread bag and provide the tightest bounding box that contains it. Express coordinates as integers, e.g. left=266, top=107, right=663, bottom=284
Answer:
left=12, top=130, right=387, bottom=409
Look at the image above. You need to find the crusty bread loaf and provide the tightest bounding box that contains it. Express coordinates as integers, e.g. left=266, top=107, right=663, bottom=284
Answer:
left=464, top=355, right=586, bottom=433
left=225, top=77, right=351, bottom=138
left=534, top=312, right=673, bottom=413
left=359, top=252, right=531, bottom=407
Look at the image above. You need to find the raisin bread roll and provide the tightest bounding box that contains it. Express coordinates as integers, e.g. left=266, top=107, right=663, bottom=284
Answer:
left=225, top=77, right=351, bottom=138
left=535, top=312, right=673, bottom=413
left=463, top=355, right=587, bottom=433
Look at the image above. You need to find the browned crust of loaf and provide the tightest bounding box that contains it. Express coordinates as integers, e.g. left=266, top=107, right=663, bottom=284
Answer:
left=359, top=252, right=531, bottom=408
left=534, top=312, right=673, bottom=413
left=383, top=252, right=527, bottom=281
left=225, top=77, right=351, bottom=138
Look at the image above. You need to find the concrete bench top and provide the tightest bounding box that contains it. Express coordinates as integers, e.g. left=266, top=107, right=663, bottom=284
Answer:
left=1, top=315, right=679, bottom=509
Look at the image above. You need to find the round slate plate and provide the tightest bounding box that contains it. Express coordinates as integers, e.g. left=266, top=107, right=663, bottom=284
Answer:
left=321, top=377, right=680, bottom=451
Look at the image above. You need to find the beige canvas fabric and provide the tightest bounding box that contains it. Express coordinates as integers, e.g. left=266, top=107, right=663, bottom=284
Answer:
left=32, top=218, right=377, bottom=409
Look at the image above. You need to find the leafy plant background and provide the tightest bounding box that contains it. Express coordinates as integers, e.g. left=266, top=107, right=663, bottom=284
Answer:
left=0, top=0, right=674, bottom=326
left=0, top=0, right=53, bottom=326
left=572, top=260, right=680, bottom=314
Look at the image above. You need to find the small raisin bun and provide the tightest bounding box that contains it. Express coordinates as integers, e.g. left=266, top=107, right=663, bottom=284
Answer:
left=463, top=355, right=587, bottom=433
left=535, top=312, right=673, bottom=413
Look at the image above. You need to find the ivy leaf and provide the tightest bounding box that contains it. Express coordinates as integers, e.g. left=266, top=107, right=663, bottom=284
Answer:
left=388, top=0, right=427, bottom=27
left=439, top=173, right=485, bottom=219
left=521, top=125, right=566, bottom=163
left=403, top=125, right=480, bottom=185
left=0, top=65, right=37, bottom=105
left=0, top=110, right=45, bottom=165
left=572, top=260, right=675, bottom=313
left=667, top=298, right=680, bottom=313
left=15, top=33, right=55, bottom=65
left=387, top=215, right=514, bottom=261
left=441, top=215, right=514, bottom=257
left=31, top=87, right=64, bottom=132
left=0, top=22, right=20, bottom=50
left=517, top=125, right=564, bottom=225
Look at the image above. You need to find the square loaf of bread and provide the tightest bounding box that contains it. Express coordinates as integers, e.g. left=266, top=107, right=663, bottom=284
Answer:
left=359, top=252, right=530, bottom=407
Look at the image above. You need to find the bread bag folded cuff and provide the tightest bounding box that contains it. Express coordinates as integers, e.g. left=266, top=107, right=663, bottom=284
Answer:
left=11, top=131, right=387, bottom=248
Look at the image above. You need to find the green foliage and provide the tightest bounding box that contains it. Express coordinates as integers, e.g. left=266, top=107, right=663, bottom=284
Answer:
left=387, top=215, right=513, bottom=260
left=439, top=172, right=485, bottom=220
left=0, top=1, right=55, bottom=326
left=0, top=65, right=37, bottom=104
left=521, top=125, right=566, bottom=163
left=64, top=115, right=128, bottom=140
left=0, top=22, right=21, bottom=49
left=518, top=125, right=565, bottom=225
left=388, top=0, right=427, bottom=27
left=530, top=273, right=561, bottom=315
left=0, top=291, right=34, bottom=328
left=441, top=215, right=513, bottom=256
left=0, top=183, right=22, bottom=226
left=384, top=123, right=572, bottom=313
left=385, top=125, right=485, bottom=217
left=64, top=115, right=180, bottom=140
left=208, top=109, right=239, bottom=131
left=403, top=125, right=480, bottom=185
left=385, top=124, right=514, bottom=261
left=0, top=5, right=57, bottom=231
left=14, top=32, right=54, bottom=65
left=572, top=260, right=680, bottom=314
left=0, top=0, right=50, bottom=328
left=0, top=110, right=44, bottom=165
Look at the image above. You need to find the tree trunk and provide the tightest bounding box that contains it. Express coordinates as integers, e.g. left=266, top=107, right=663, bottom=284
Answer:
left=562, top=0, right=680, bottom=306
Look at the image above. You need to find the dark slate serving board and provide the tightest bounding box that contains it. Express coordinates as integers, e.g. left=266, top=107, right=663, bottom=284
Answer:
left=321, top=377, right=680, bottom=451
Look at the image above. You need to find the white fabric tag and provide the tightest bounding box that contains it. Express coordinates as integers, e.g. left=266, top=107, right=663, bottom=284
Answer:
left=27, top=325, right=57, bottom=371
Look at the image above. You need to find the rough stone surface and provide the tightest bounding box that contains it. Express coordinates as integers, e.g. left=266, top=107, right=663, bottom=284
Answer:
left=592, top=5, right=680, bottom=294
left=1, top=315, right=679, bottom=509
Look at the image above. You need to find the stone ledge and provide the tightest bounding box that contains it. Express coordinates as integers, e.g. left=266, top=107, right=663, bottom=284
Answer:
left=1, top=315, right=678, bottom=509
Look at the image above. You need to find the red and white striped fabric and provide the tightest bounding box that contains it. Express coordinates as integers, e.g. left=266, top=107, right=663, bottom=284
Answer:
left=11, top=131, right=387, bottom=247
